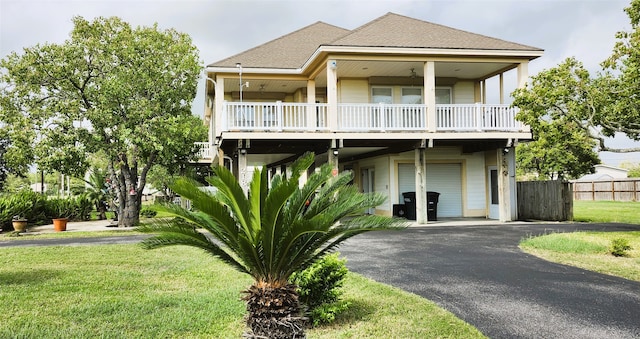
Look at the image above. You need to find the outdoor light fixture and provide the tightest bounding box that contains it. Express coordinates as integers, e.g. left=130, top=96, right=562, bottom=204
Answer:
left=235, top=63, right=248, bottom=103
left=332, top=149, right=339, bottom=156
left=240, top=148, right=247, bottom=155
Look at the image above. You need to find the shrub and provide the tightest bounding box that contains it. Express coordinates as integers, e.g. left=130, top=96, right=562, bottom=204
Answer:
left=290, top=252, right=350, bottom=326
left=140, top=208, right=157, bottom=218
left=0, top=190, right=48, bottom=230
left=610, top=238, right=632, bottom=257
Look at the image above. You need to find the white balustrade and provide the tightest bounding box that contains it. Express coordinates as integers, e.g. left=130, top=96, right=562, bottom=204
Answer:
left=219, top=102, right=522, bottom=133
left=195, top=142, right=212, bottom=159
left=338, top=103, right=426, bottom=131
left=436, top=104, right=522, bottom=132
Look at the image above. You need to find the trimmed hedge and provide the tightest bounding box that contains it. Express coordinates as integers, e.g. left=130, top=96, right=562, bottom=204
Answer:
left=0, top=190, right=92, bottom=231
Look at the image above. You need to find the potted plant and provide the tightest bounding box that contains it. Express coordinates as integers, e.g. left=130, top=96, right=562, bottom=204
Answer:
left=52, top=199, right=72, bottom=232
left=12, top=215, right=28, bottom=233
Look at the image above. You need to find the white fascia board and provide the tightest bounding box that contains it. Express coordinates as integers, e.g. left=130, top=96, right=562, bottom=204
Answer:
left=205, top=66, right=302, bottom=75
left=300, top=46, right=543, bottom=69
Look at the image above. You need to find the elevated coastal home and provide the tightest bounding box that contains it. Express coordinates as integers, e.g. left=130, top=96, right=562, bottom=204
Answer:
left=198, top=13, right=543, bottom=223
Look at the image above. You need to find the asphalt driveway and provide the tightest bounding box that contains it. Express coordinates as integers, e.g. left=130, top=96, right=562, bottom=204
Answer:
left=340, top=222, right=640, bottom=339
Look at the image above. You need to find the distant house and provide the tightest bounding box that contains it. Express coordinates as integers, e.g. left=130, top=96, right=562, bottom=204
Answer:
left=30, top=183, right=48, bottom=193
left=576, top=165, right=629, bottom=181
left=196, top=13, right=543, bottom=223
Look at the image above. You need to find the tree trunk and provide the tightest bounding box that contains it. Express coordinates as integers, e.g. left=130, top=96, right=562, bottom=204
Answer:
left=243, top=283, right=307, bottom=338
left=118, top=192, right=140, bottom=227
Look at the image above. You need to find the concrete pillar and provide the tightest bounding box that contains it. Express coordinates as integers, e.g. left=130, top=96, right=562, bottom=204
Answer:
left=424, top=61, right=436, bottom=132
left=497, top=147, right=517, bottom=221
left=327, top=60, right=338, bottom=131
left=237, top=149, right=249, bottom=193
left=327, top=148, right=339, bottom=175
left=415, top=148, right=428, bottom=224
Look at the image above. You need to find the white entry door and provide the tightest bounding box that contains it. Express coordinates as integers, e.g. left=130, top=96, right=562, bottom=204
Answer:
left=488, top=166, right=499, bottom=219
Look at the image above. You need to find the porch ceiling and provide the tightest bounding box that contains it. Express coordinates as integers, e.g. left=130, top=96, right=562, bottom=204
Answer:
left=221, top=60, right=514, bottom=95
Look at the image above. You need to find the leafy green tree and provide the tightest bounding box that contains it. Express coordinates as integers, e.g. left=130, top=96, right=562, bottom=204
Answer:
left=138, top=153, right=406, bottom=338
left=514, top=0, right=640, bottom=176
left=513, top=58, right=602, bottom=180
left=600, top=0, right=640, bottom=144
left=0, top=16, right=205, bottom=226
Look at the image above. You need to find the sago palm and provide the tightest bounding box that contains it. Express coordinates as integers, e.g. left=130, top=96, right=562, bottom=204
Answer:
left=138, top=152, right=405, bottom=338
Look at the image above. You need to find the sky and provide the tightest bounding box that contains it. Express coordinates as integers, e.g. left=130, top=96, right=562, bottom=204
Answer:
left=1, top=0, right=639, bottom=166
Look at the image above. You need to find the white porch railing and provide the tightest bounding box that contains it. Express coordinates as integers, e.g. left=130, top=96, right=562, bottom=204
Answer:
left=224, top=102, right=329, bottom=131
left=338, top=103, right=426, bottom=131
left=220, top=102, right=523, bottom=133
left=195, top=142, right=213, bottom=159
left=436, top=104, right=522, bottom=132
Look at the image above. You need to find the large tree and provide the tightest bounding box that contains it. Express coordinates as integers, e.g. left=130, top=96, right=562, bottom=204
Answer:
left=0, top=16, right=205, bottom=226
left=512, top=58, right=602, bottom=180
left=139, top=153, right=406, bottom=338
left=513, top=0, right=640, bottom=179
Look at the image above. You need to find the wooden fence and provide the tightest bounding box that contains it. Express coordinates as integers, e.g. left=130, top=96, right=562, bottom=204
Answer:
left=572, top=179, right=640, bottom=202
left=517, top=180, right=573, bottom=221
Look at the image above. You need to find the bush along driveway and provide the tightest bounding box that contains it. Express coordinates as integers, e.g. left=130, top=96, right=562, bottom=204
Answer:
left=340, top=222, right=640, bottom=339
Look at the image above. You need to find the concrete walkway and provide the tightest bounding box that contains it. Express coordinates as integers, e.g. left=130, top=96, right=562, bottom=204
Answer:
left=28, top=219, right=132, bottom=233
left=340, top=222, right=640, bottom=339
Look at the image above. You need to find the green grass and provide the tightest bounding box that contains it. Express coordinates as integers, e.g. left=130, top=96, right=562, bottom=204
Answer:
left=0, top=244, right=484, bottom=338
left=573, top=200, right=640, bottom=224
left=520, top=231, right=640, bottom=282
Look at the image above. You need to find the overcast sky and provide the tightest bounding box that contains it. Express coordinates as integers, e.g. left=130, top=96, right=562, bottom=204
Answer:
left=1, top=0, right=638, bottom=166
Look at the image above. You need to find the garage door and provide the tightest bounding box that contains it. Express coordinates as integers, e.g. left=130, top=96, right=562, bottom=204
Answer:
left=398, top=163, right=463, bottom=217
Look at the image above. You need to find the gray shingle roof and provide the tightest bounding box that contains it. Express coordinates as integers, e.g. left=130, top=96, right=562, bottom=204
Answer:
left=207, top=22, right=350, bottom=69
left=207, top=12, right=543, bottom=70
left=330, top=12, right=542, bottom=51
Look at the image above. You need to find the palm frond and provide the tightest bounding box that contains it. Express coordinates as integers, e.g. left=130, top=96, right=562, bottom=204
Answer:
left=138, top=220, right=250, bottom=275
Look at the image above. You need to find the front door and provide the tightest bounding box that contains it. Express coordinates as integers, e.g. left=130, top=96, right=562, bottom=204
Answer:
left=488, top=166, right=499, bottom=219
left=361, top=168, right=375, bottom=215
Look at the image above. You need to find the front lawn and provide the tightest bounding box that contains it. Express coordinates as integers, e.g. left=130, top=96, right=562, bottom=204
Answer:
left=573, top=200, right=640, bottom=224
left=0, top=244, right=484, bottom=338
left=520, top=231, right=640, bottom=282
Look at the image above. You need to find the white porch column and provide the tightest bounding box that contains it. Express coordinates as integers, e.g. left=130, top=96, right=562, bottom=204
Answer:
left=499, top=73, right=505, bottom=104
left=415, top=148, right=428, bottom=224
left=517, top=61, right=529, bottom=89
left=424, top=61, right=437, bottom=132
left=424, top=61, right=436, bottom=132
left=482, top=79, right=487, bottom=103
left=307, top=79, right=317, bottom=130
left=497, top=147, right=517, bottom=221
left=327, top=60, right=338, bottom=131
left=214, top=75, right=225, bottom=137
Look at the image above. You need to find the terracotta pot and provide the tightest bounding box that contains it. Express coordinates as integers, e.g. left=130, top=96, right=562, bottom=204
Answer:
left=12, top=220, right=27, bottom=232
left=53, top=218, right=68, bottom=232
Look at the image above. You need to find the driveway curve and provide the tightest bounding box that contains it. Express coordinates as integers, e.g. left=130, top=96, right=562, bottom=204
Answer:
left=340, top=223, right=640, bottom=339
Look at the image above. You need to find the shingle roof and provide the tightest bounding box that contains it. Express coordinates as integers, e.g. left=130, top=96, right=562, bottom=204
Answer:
left=207, top=12, right=543, bottom=70
left=207, top=22, right=350, bottom=69
left=329, top=13, right=542, bottom=51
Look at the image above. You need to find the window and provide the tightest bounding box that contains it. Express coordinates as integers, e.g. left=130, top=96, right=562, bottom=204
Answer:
left=371, top=87, right=392, bottom=104
left=436, top=88, right=452, bottom=104
left=401, top=88, right=423, bottom=104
